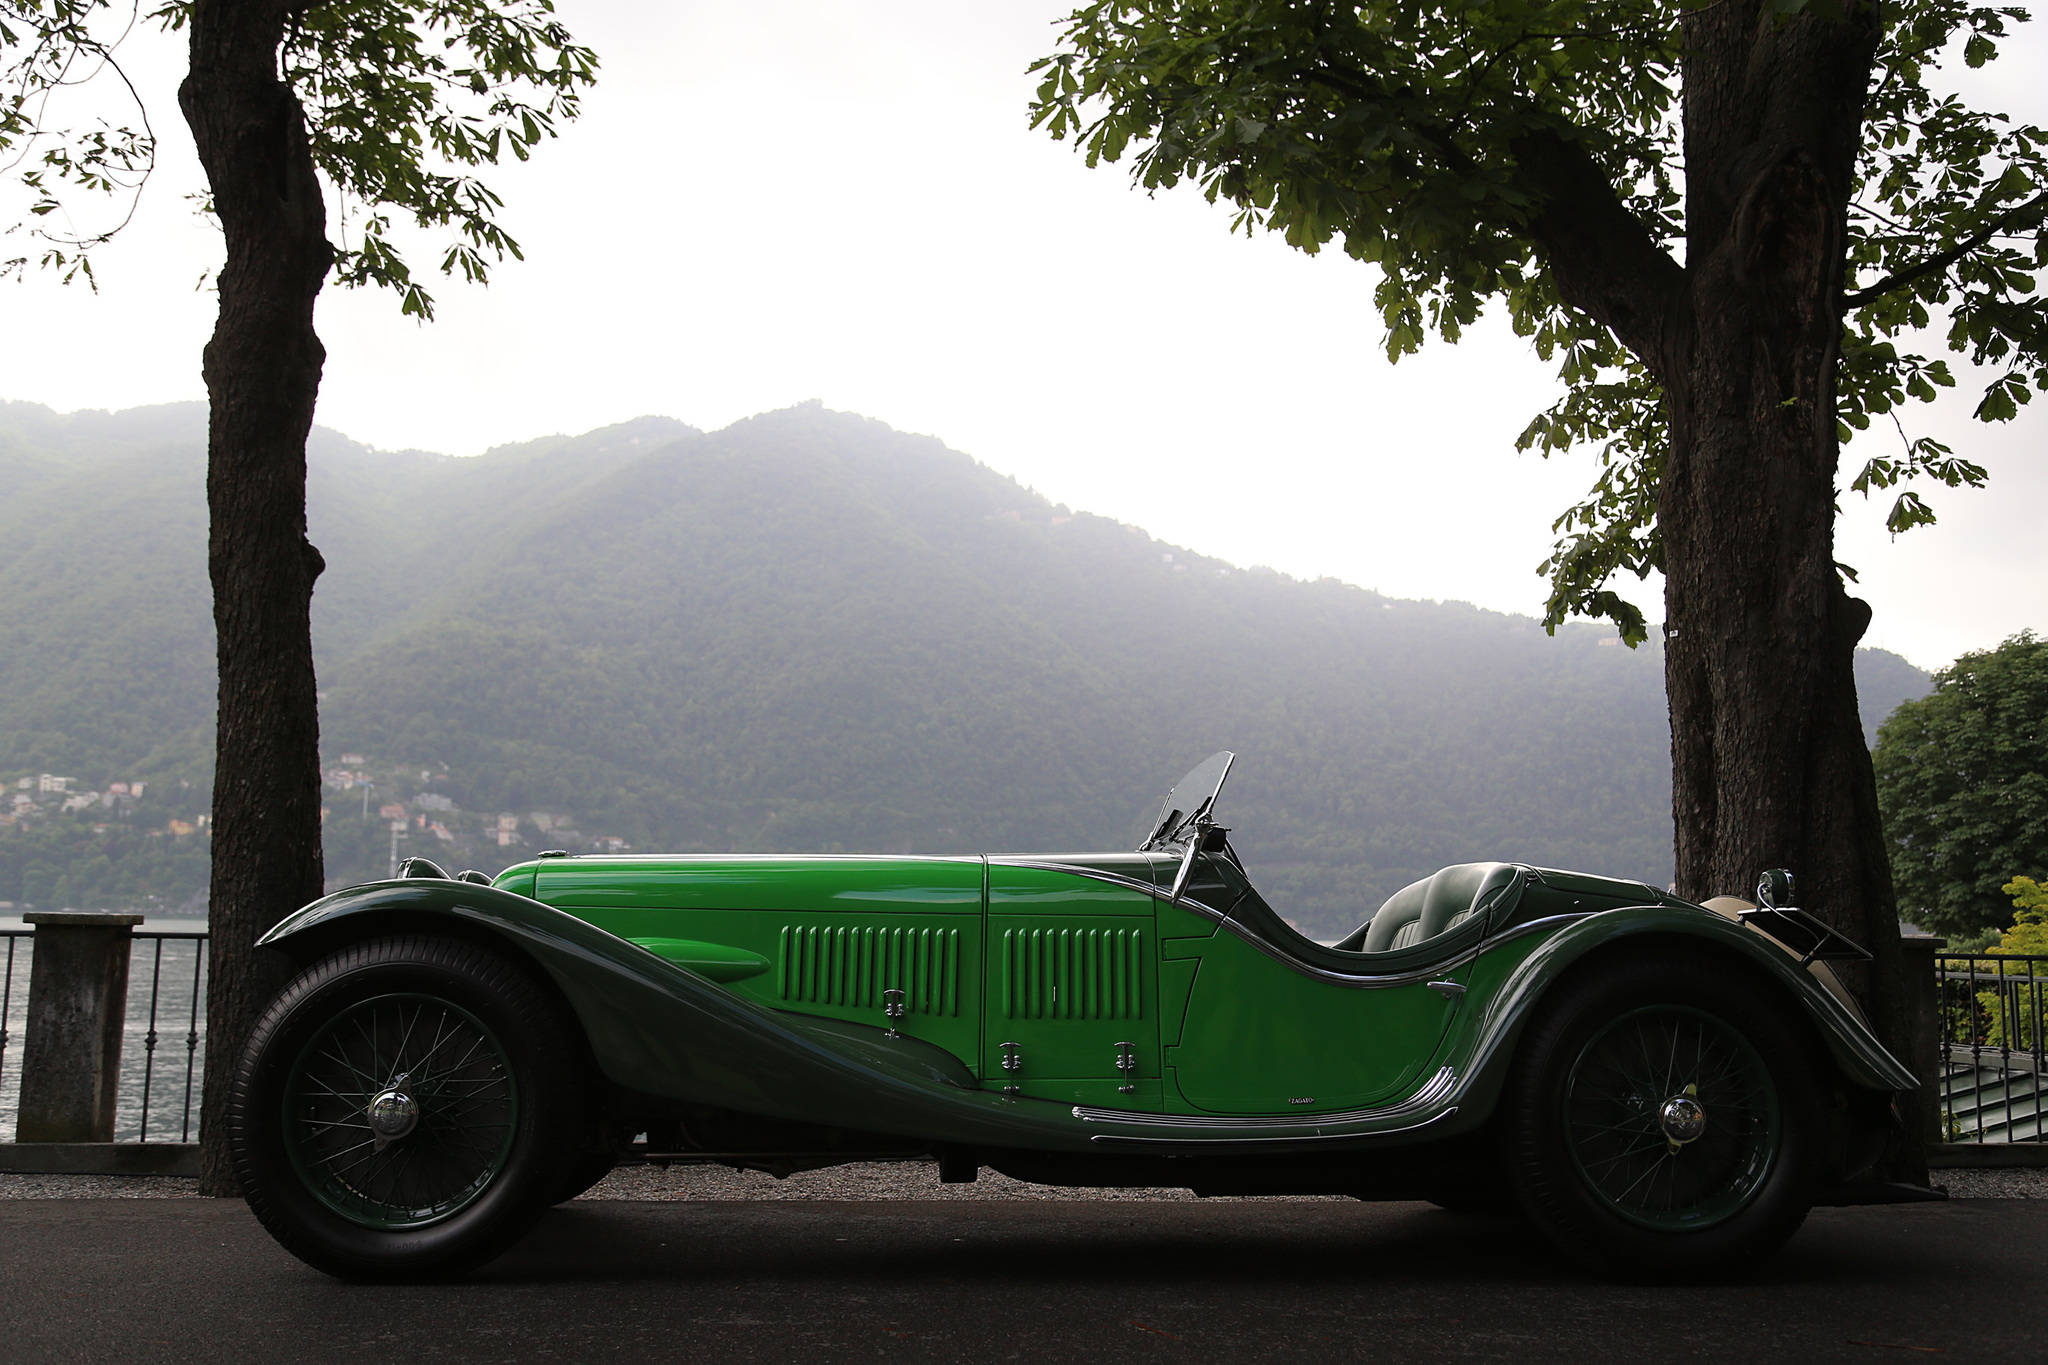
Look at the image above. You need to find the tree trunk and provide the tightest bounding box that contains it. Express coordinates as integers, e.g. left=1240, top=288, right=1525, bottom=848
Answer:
left=180, top=0, right=333, bottom=1197
left=1655, top=3, right=1926, bottom=1181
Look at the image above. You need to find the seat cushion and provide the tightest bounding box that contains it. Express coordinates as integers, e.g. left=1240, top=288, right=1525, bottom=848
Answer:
left=1348, top=862, right=1517, bottom=953
left=1416, top=862, right=1517, bottom=939
left=1355, top=876, right=1430, bottom=952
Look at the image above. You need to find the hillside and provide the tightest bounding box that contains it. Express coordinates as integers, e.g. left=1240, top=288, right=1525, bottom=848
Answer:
left=0, top=400, right=1930, bottom=939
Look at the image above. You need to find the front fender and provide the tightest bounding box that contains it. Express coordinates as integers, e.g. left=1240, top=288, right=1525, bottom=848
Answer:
left=258, top=880, right=1105, bottom=1151
left=1445, top=906, right=1917, bottom=1125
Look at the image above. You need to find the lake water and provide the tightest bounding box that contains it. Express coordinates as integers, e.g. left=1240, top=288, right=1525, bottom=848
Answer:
left=1, top=921, right=210, bottom=1144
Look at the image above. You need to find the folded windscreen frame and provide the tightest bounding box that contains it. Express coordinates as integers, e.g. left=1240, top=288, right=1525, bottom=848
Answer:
left=1136, top=751, right=1234, bottom=851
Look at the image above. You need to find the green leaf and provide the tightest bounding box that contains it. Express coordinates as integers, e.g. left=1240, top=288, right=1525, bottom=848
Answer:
left=1027, top=0, right=2043, bottom=630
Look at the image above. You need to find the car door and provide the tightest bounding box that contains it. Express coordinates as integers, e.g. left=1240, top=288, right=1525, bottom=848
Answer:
left=1159, top=897, right=1475, bottom=1115
left=982, top=863, right=1161, bottom=1109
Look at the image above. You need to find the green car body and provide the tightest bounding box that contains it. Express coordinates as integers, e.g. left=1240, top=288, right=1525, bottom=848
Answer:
left=258, top=818, right=1914, bottom=1182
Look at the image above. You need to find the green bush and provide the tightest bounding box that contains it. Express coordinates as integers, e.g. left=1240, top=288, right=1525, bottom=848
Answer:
left=1876, top=633, right=2048, bottom=939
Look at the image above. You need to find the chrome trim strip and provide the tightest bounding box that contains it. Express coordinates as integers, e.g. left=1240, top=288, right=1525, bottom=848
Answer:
left=1088, top=1108, right=1459, bottom=1148
left=1216, top=919, right=1486, bottom=987
left=985, top=860, right=1169, bottom=898
left=1072, top=1065, right=1457, bottom=1130
left=1216, top=909, right=1600, bottom=988
left=1484, top=912, right=1595, bottom=947
left=991, top=860, right=1593, bottom=990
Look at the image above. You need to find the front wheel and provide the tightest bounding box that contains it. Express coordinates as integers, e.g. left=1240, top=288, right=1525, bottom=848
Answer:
left=230, top=935, right=586, bottom=1281
left=1501, top=950, right=1820, bottom=1281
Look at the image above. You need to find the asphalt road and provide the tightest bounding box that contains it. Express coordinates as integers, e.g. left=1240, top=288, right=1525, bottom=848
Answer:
left=1, top=1198, right=2036, bottom=1363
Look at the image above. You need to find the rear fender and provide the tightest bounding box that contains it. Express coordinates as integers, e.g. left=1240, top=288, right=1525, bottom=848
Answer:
left=1450, top=905, right=1917, bottom=1124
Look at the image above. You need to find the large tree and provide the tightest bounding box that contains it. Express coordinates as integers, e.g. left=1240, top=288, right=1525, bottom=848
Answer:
left=1875, top=631, right=2047, bottom=939
left=1030, top=0, right=2045, bottom=1174
left=3, top=0, right=594, bottom=1193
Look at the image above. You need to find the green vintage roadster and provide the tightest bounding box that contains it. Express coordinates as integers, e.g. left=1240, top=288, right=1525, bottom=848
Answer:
left=232, top=752, right=1920, bottom=1282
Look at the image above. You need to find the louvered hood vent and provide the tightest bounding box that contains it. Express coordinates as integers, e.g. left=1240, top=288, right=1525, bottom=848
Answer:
left=999, top=926, right=1145, bottom=1020
left=777, top=924, right=962, bottom=1017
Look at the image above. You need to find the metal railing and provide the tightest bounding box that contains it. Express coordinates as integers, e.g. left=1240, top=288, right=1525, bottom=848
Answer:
left=0, top=929, right=208, bottom=1145
left=1937, top=952, right=2047, bottom=1143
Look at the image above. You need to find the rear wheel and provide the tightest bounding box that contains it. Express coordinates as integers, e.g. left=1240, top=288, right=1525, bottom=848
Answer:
left=1502, top=951, right=1818, bottom=1280
left=230, top=935, right=584, bottom=1281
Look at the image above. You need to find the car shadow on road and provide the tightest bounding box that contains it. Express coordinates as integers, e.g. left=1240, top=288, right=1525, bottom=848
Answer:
left=475, top=1198, right=1970, bottom=1293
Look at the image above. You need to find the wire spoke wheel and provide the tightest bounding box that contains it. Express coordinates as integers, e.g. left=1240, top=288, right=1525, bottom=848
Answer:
left=282, top=992, right=519, bottom=1230
left=1562, top=1004, right=1780, bottom=1231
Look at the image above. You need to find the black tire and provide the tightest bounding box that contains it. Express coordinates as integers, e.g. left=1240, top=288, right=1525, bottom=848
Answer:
left=1500, top=950, right=1819, bottom=1281
left=229, top=935, right=585, bottom=1281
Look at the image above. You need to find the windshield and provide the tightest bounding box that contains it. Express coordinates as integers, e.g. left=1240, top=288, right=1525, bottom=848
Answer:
left=1136, top=751, right=1234, bottom=851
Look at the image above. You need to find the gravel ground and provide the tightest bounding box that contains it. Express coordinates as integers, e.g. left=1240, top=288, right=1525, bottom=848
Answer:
left=578, top=1160, right=1346, bottom=1201
left=0, top=1173, right=202, bottom=1198
left=4, top=1161, right=2045, bottom=1200
left=1936, top=1167, right=2048, bottom=1198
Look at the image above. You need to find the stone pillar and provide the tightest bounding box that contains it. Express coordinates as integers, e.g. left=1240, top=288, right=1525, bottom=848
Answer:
left=15, top=912, right=142, bottom=1143
left=1897, top=934, right=1949, bottom=1148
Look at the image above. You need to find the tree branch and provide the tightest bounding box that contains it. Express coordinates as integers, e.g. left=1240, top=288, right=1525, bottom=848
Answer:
left=1844, top=191, right=2048, bottom=308
left=1298, top=38, right=1684, bottom=374
left=1510, top=129, right=1689, bottom=379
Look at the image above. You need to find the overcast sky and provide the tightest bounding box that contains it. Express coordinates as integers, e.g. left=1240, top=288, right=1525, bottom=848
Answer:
left=3, top=1, right=2040, bottom=672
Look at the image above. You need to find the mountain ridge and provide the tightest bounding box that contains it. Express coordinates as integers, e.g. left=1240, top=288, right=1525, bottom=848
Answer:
left=0, top=399, right=1930, bottom=937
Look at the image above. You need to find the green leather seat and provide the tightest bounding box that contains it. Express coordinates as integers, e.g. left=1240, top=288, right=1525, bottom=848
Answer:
left=1338, top=862, right=1518, bottom=954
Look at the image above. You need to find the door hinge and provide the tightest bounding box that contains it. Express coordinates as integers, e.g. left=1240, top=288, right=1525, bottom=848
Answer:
left=999, top=1041, right=1022, bottom=1094
left=1114, top=1040, right=1138, bottom=1093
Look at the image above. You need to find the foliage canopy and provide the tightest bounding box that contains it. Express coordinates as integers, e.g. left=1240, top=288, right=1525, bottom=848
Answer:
left=1029, top=0, right=2047, bottom=642
left=1991, top=874, right=2048, bottom=953
left=2, top=0, right=594, bottom=316
left=1875, top=631, right=2048, bottom=937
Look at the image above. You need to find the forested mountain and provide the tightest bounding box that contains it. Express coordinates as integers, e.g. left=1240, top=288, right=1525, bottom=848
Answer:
left=0, top=400, right=1930, bottom=939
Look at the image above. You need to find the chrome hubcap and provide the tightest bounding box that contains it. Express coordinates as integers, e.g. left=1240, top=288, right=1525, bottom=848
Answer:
left=367, top=1078, right=420, bottom=1145
left=1658, top=1091, right=1707, bottom=1146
